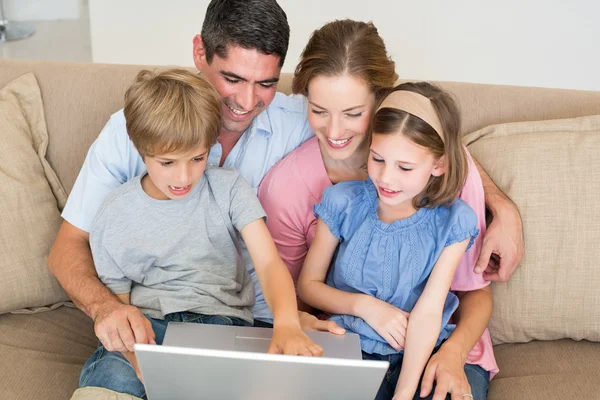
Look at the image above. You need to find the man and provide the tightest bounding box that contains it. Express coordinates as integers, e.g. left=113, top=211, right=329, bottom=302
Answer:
left=49, top=0, right=523, bottom=396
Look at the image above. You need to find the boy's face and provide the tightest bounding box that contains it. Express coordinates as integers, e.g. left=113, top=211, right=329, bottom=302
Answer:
left=143, top=144, right=209, bottom=200
left=193, top=36, right=281, bottom=135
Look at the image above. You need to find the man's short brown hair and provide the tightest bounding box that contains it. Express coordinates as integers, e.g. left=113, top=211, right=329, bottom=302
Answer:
left=124, top=69, right=221, bottom=158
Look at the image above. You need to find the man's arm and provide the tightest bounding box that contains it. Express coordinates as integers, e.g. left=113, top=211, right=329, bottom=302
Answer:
left=48, top=221, right=154, bottom=352
left=48, top=221, right=114, bottom=318
left=473, top=157, right=524, bottom=281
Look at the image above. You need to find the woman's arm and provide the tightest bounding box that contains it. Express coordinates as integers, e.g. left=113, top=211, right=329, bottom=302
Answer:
left=419, top=286, right=492, bottom=399
left=394, top=239, right=470, bottom=400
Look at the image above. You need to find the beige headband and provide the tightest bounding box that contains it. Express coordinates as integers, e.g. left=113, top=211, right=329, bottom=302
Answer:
left=377, top=90, right=444, bottom=142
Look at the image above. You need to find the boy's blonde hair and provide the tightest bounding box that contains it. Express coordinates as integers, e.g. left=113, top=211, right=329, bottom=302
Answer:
left=124, top=69, right=221, bottom=158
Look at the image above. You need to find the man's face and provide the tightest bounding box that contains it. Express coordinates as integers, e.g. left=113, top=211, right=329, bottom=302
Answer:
left=194, top=37, right=282, bottom=135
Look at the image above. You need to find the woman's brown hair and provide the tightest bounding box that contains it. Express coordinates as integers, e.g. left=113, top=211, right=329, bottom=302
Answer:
left=292, top=19, right=398, bottom=99
left=372, top=82, right=468, bottom=208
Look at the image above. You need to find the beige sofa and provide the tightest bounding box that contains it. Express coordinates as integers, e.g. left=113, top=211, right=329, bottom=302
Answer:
left=1, top=58, right=600, bottom=400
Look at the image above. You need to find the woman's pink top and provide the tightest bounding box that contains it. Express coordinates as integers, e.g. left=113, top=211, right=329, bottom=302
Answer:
left=258, top=137, right=498, bottom=377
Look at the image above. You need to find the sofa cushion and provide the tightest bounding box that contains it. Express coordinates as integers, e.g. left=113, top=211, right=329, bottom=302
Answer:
left=489, top=339, right=600, bottom=400
left=464, top=115, right=600, bottom=344
left=0, top=73, right=70, bottom=313
left=0, top=306, right=97, bottom=399
left=71, top=387, right=142, bottom=400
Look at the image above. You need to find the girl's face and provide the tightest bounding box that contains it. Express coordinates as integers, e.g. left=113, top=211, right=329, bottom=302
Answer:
left=368, top=132, right=445, bottom=210
left=307, top=73, right=375, bottom=161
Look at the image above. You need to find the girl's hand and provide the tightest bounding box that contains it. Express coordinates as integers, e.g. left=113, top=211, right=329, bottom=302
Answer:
left=268, top=323, right=324, bottom=356
left=298, top=311, right=346, bottom=335
left=392, top=386, right=414, bottom=400
left=360, top=296, right=410, bottom=351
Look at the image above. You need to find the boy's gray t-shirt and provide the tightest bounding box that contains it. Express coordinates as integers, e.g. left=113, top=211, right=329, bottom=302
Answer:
left=89, top=168, right=265, bottom=323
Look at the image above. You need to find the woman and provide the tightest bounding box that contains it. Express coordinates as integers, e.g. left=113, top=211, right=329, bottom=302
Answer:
left=258, top=20, right=497, bottom=399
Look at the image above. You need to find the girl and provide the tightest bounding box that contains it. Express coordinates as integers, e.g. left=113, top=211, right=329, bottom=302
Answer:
left=298, top=83, right=480, bottom=400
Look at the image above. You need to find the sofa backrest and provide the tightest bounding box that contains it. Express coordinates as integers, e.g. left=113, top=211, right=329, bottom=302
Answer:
left=2, top=58, right=600, bottom=194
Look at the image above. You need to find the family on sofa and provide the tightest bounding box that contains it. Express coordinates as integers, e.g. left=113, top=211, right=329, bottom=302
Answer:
left=47, top=0, right=525, bottom=399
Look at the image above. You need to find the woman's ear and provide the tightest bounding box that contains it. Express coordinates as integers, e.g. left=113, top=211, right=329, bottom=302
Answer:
left=431, top=155, right=447, bottom=177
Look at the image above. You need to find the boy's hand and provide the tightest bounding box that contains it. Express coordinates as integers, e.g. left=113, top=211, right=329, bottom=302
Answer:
left=360, top=296, right=409, bottom=351
left=298, top=311, right=346, bottom=335
left=268, top=323, right=324, bottom=356
left=94, top=301, right=155, bottom=352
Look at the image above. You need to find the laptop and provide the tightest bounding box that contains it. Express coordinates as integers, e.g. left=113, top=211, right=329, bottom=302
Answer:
left=135, top=323, right=389, bottom=400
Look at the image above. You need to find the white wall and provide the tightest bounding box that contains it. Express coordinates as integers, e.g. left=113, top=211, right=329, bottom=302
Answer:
left=3, top=0, right=81, bottom=20
left=89, top=0, right=600, bottom=91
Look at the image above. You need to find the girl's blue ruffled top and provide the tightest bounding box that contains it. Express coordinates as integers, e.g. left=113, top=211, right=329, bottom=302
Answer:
left=314, top=178, right=479, bottom=355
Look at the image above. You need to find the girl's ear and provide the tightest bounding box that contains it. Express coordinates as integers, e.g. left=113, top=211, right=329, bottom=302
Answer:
left=431, top=155, right=447, bottom=177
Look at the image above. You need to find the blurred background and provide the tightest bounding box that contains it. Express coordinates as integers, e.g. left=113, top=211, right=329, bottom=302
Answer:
left=1, top=0, right=598, bottom=91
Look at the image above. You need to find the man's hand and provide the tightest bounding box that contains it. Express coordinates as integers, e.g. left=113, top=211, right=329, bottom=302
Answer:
left=475, top=200, right=524, bottom=282
left=360, top=297, right=409, bottom=351
left=93, top=301, right=155, bottom=352
left=298, top=311, right=345, bottom=335
left=268, top=323, right=324, bottom=356
left=419, top=344, right=471, bottom=400
left=121, top=350, right=144, bottom=383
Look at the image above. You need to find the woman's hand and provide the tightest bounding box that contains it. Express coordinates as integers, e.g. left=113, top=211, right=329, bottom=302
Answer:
left=419, top=343, right=472, bottom=400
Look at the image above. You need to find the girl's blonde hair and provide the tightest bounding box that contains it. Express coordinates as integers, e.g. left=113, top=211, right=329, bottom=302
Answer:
left=372, top=82, right=468, bottom=208
left=124, top=69, right=221, bottom=158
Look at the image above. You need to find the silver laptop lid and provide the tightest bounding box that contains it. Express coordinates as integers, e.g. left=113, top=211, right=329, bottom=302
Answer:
left=135, top=343, right=388, bottom=400
left=163, top=322, right=363, bottom=360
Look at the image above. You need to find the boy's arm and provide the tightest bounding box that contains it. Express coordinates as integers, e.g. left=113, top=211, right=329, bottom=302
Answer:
left=473, top=157, right=524, bottom=281
left=393, top=239, right=469, bottom=400
left=241, top=219, right=323, bottom=356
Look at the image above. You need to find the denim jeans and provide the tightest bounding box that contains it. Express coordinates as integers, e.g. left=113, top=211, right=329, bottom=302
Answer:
left=363, top=349, right=490, bottom=400
left=79, top=312, right=251, bottom=399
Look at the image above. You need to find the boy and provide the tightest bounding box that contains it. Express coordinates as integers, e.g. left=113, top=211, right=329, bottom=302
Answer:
left=83, top=69, right=322, bottom=397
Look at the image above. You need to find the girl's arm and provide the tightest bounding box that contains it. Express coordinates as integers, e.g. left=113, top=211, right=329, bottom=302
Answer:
left=299, top=218, right=411, bottom=351
left=241, top=219, right=323, bottom=356
left=394, top=238, right=470, bottom=400
left=298, top=219, right=366, bottom=315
